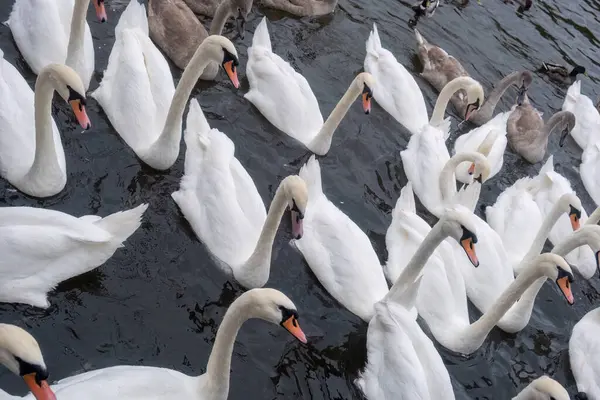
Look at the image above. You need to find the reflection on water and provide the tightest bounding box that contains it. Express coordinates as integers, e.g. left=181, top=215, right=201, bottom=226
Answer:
left=0, top=0, right=599, bottom=398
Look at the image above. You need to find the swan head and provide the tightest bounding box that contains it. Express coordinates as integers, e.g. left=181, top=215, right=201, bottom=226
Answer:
left=228, top=0, right=253, bottom=39
left=516, top=71, right=533, bottom=105
left=554, top=193, right=583, bottom=231
left=93, top=0, right=107, bottom=22
left=242, top=288, right=307, bottom=343
left=521, top=376, right=569, bottom=400
left=558, top=111, right=577, bottom=147
left=0, top=324, right=56, bottom=400
left=355, top=72, right=375, bottom=114
left=41, top=64, right=90, bottom=130
left=203, top=36, right=240, bottom=89
left=282, top=175, right=308, bottom=239
left=463, top=81, right=485, bottom=121
left=466, top=154, right=491, bottom=184
left=531, top=253, right=574, bottom=305
left=439, top=206, right=480, bottom=267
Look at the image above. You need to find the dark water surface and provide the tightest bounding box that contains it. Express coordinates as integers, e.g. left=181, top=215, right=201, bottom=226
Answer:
left=1, top=0, right=599, bottom=398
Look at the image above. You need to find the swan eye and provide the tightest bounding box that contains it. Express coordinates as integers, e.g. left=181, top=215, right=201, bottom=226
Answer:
left=290, top=199, right=304, bottom=219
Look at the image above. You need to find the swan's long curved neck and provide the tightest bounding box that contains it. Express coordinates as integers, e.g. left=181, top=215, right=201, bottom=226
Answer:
left=439, top=152, right=485, bottom=203
left=149, top=43, right=213, bottom=159
left=24, top=71, right=62, bottom=183
left=66, top=0, right=90, bottom=67
left=308, top=78, right=363, bottom=154
left=541, top=112, right=567, bottom=137
left=552, top=227, right=600, bottom=257
left=209, top=0, right=232, bottom=35
left=476, top=71, right=522, bottom=119
left=241, top=184, right=288, bottom=286
left=204, top=295, right=251, bottom=395
left=385, top=222, right=446, bottom=304
left=519, top=201, right=566, bottom=266
left=466, top=260, right=545, bottom=349
left=430, top=77, right=473, bottom=126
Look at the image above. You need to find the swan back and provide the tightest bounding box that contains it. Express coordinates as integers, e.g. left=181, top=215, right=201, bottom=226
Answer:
left=562, top=80, right=600, bottom=149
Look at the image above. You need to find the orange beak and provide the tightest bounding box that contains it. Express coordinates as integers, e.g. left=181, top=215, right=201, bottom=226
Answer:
left=23, top=374, right=56, bottom=400
left=556, top=276, right=574, bottom=305
left=222, top=60, right=239, bottom=89
left=281, top=316, right=307, bottom=344
left=467, top=162, right=475, bottom=175
left=69, top=99, right=91, bottom=130
left=94, top=0, right=107, bottom=22
left=362, top=92, right=372, bottom=114
left=569, top=212, right=581, bottom=231
left=461, top=237, right=479, bottom=267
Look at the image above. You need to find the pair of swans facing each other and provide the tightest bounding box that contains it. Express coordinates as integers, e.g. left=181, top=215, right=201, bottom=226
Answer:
left=385, top=182, right=579, bottom=354
left=148, top=0, right=251, bottom=71
left=0, top=51, right=91, bottom=198
left=356, top=201, right=573, bottom=399
left=0, top=289, right=307, bottom=400
left=92, top=0, right=240, bottom=171
left=7, top=0, right=107, bottom=91
left=244, top=17, right=374, bottom=156
left=488, top=155, right=598, bottom=279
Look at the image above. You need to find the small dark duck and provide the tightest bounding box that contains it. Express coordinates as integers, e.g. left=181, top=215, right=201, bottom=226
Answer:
left=409, top=0, right=439, bottom=27
left=539, top=62, right=587, bottom=84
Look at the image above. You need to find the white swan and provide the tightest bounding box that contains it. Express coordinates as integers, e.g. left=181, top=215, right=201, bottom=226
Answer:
left=7, top=0, right=106, bottom=90
left=363, top=23, right=428, bottom=135
left=0, top=53, right=90, bottom=198
left=513, top=376, right=569, bottom=400
left=357, top=205, right=484, bottom=400
left=244, top=17, right=374, bottom=155
left=570, top=306, right=600, bottom=400
left=92, top=0, right=239, bottom=170
left=289, top=155, right=388, bottom=321
left=486, top=187, right=582, bottom=273
left=453, top=112, right=511, bottom=183
left=561, top=80, right=600, bottom=149
left=581, top=141, right=600, bottom=207
left=0, top=204, right=147, bottom=308
left=13, top=289, right=307, bottom=400
left=528, top=156, right=595, bottom=274
left=0, top=324, right=56, bottom=400
left=172, top=101, right=307, bottom=289
left=385, top=183, right=575, bottom=354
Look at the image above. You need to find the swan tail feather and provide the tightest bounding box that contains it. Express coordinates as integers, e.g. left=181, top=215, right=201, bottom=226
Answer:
left=116, top=0, right=148, bottom=38
left=365, top=23, right=382, bottom=59
left=252, top=17, right=272, bottom=51
left=94, top=204, right=148, bottom=245
left=566, top=80, right=581, bottom=103
left=299, top=155, right=323, bottom=199
left=186, top=99, right=211, bottom=150
left=414, top=28, right=427, bottom=46
left=394, top=182, right=416, bottom=216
